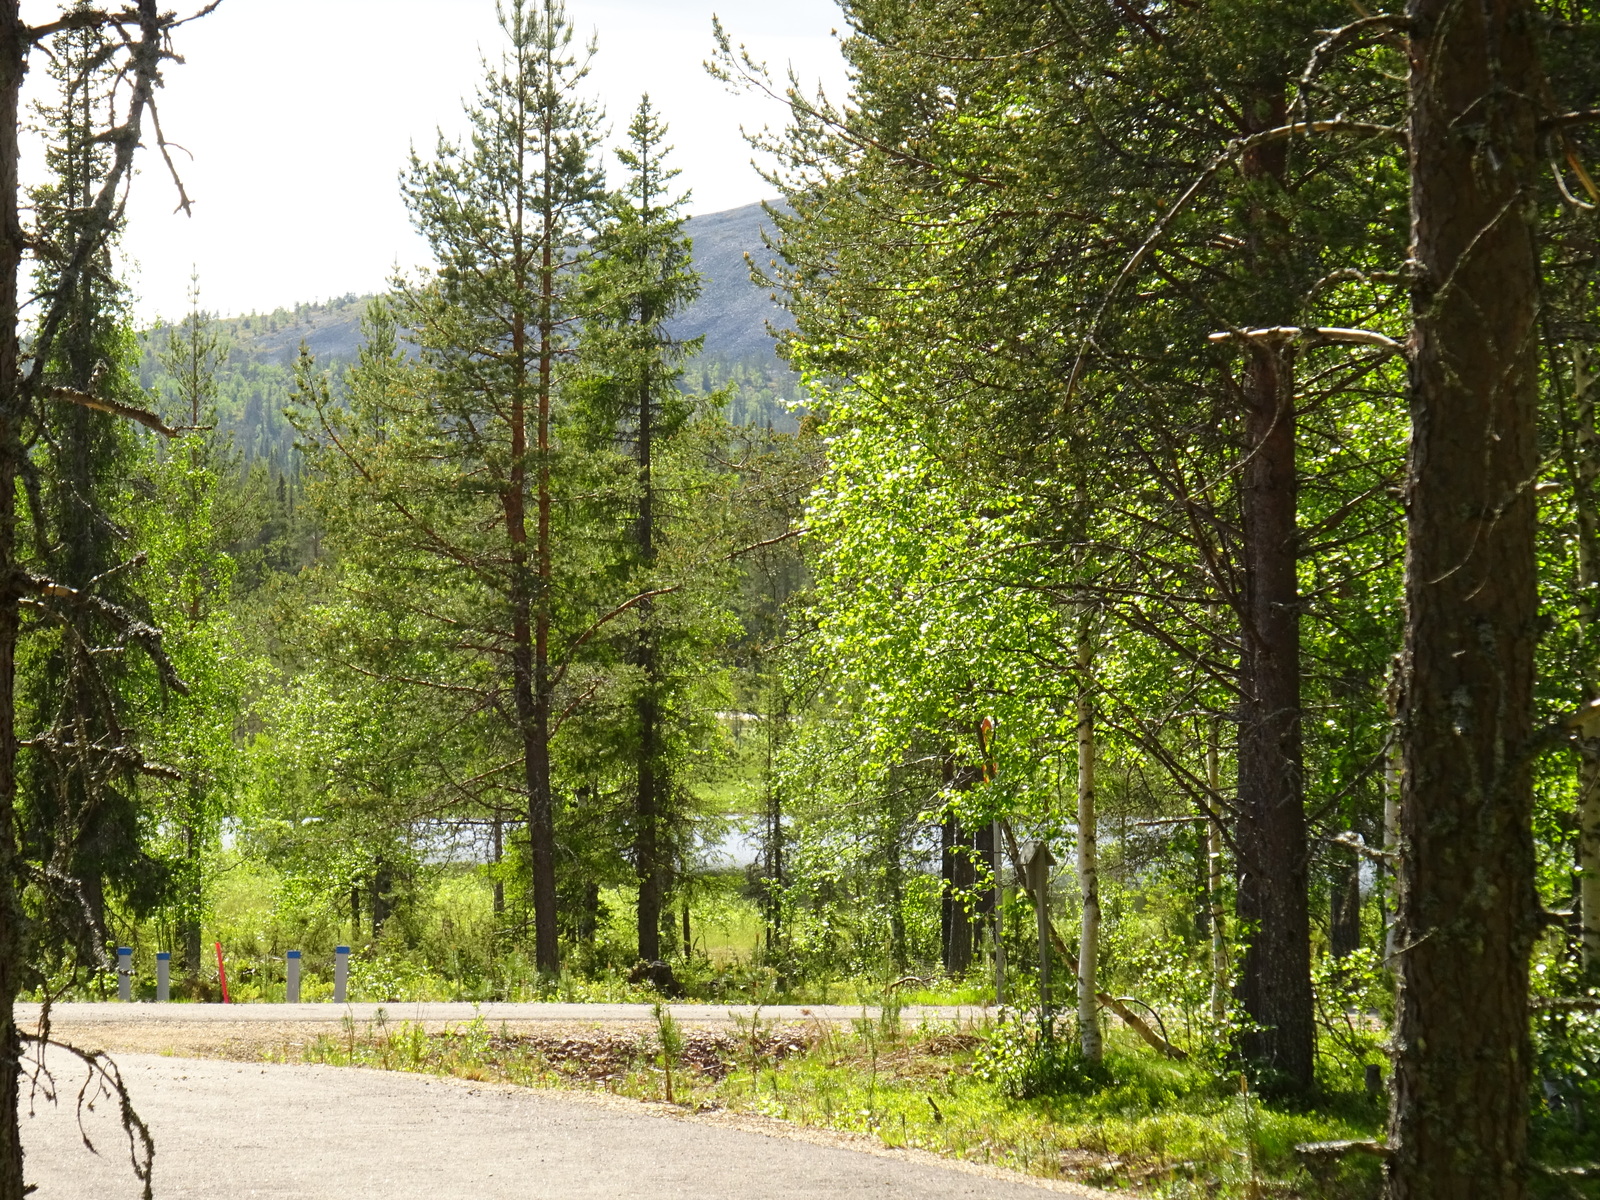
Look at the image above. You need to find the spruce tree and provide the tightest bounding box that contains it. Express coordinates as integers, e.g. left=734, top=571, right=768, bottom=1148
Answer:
left=23, top=11, right=154, bottom=947
left=579, top=97, right=703, bottom=962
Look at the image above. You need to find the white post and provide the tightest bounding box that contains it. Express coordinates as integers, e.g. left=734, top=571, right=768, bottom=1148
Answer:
left=117, top=947, right=132, bottom=1002
left=156, top=951, right=170, bottom=1002
left=333, top=945, right=349, bottom=1003
left=286, top=950, right=301, bottom=1003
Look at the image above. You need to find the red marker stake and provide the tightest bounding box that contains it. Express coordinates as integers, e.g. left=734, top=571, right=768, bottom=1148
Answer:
left=214, top=941, right=231, bottom=1004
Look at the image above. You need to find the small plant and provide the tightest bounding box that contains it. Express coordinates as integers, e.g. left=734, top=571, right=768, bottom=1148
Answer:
left=653, top=1000, right=684, bottom=1104
left=975, top=1009, right=1101, bottom=1100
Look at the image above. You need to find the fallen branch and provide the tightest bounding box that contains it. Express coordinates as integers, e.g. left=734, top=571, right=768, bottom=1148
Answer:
left=1207, top=325, right=1405, bottom=352
left=1294, top=1139, right=1391, bottom=1162
left=1325, top=832, right=1396, bottom=864
left=42, top=387, right=181, bottom=438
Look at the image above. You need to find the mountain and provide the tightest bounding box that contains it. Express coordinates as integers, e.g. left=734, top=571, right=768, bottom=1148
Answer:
left=146, top=200, right=792, bottom=373
left=669, top=201, right=793, bottom=360
left=136, top=201, right=803, bottom=464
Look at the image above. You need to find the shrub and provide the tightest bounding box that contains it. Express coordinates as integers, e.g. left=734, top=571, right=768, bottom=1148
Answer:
left=976, top=1009, right=1102, bottom=1099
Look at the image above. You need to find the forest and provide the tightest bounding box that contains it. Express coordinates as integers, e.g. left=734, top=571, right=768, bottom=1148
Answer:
left=4, top=0, right=1600, bottom=1198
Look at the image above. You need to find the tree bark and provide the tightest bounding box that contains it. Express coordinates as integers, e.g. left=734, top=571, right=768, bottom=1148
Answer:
left=1075, top=609, right=1101, bottom=1062
left=1228, top=82, right=1314, bottom=1094
left=1233, top=336, right=1314, bottom=1092
left=527, top=110, right=559, bottom=973
left=939, top=812, right=975, bottom=975
left=1330, top=852, right=1362, bottom=960
left=1387, top=2, right=1543, bottom=1194
left=0, top=10, right=25, bottom=1193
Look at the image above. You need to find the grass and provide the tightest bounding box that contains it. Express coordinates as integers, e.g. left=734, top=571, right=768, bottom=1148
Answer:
left=265, top=1008, right=1387, bottom=1198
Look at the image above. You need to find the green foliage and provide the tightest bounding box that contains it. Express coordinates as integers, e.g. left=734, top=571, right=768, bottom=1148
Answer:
left=976, top=1011, right=1102, bottom=1100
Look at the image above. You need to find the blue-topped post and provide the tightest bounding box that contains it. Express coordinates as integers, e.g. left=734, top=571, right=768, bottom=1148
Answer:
left=286, top=950, right=301, bottom=1003
left=117, top=947, right=132, bottom=1002
left=156, top=952, right=170, bottom=1002
left=333, top=946, right=349, bottom=1003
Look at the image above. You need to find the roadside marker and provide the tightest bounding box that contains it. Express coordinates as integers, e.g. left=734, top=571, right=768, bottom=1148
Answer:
left=156, top=951, right=171, bottom=1002
left=286, top=950, right=301, bottom=1003
left=334, top=946, right=349, bottom=1003
left=215, top=941, right=231, bottom=1004
left=117, top=947, right=132, bottom=1002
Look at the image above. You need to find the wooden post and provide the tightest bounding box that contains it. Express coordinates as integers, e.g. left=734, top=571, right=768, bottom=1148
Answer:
left=993, top=819, right=1006, bottom=1006
left=1025, top=841, right=1057, bottom=1024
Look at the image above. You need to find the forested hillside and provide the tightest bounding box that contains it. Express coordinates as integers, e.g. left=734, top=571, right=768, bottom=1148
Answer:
left=4, top=2, right=1600, bottom=1199
left=135, top=201, right=803, bottom=467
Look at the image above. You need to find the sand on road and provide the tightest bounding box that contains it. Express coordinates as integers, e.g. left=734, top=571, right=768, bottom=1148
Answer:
left=20, top=1052, right=1113, bottom=1200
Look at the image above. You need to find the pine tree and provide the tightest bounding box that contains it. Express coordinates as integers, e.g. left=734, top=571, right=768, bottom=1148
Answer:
left=297, top=0, right=605, bottom=972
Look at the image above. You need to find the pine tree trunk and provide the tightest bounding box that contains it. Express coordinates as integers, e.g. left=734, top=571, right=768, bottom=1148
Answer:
left=1234, top=337, right=1314, bottom=1092
left=1388, top=2, right=1543, bottom=1193
left=527, top=217, right=558, bottom=974
left=0, top=10, right=25, bottom=1193
left=949, top=821, right=974, bottom=975
left=1330, top=852, right=1362, bottom=960
left=1383, top=690, right=1401, bottom=962
left=1075, top=610, right=1101, bottom=1063
left=1229, top=81, right=1314, bottom=1094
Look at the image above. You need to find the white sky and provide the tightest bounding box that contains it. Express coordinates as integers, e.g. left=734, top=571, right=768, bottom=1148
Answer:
left=18, top=0, right=848, bottom=322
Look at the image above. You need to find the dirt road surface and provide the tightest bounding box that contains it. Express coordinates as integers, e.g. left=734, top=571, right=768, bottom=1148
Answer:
left=20, top=1052, right=1109, bottom=1199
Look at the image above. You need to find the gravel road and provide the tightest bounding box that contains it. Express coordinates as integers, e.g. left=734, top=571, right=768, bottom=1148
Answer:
left=20, top=1053, right=1108, bottom=1199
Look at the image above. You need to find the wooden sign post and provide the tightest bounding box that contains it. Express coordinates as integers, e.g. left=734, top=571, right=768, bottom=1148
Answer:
left=1024, top=841, right=1057, bottom=1029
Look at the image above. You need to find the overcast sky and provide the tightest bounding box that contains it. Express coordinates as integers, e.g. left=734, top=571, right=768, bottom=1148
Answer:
left=18, top=0, right=848, bottom=322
